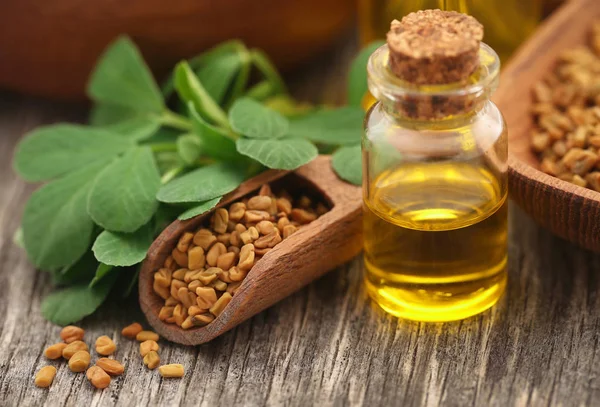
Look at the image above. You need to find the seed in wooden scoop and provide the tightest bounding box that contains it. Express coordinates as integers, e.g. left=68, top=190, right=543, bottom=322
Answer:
left=143, top=351, right=160, bottom=369
left=44, top=343, right=67, bottom=359
left=140, top=340, right=159, bottom=357
left=290, top=208, right=317, bottom=224
left=196, top=287, right=217, bottom=309
left=154, top=268, right=172, bottom=288
left=188, top=246, right=206, bottom=270
left=35, top=366, right=57, bottom=388
left=68, top=350, right=91, bottom=372
left=62, top=340, right=88, bottom=359
left=121, top=322, right=143, bottom=339
left=159, top=364, right=185, bottom=378
left=60, top=325, right=84, bottom=343
left=212, top=208, right=229, bottom=234
left=238, top=244, right=255, bottom=271
left=193, top=229, right=217, bottom=250
left=136, top=330, right=159, bottom=342
left=283, top=224, right=298, bottom=239
left=96, top=358, right=125, bottom=375
left=177, top=232, right=194, bottom=253
left=191, top=313, right=215, bottom=326
left=95, top=336, right=116, bottom=356
left=247, top=195, right=272, bottom=211
left=86, top=366, right=111, bottom=389
left=209, top=292, right=233, bottom=317
left=228, top=202, right=246, bottom=222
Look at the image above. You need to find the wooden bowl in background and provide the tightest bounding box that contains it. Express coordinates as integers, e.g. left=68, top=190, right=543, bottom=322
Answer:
left=495, top=0, right=600, bottom=252
left=0, top=0, right=355, bottom=100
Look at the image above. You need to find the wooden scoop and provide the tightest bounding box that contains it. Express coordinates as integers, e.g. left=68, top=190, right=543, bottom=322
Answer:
left=139, top=156, right=363, bottom=345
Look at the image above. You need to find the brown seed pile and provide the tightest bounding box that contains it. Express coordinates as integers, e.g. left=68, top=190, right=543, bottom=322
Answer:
left=531, top=22, right=600, bottom=191
left=153, top=184, right=328, bottom=330
left=35, top=325, right=124, bottom=389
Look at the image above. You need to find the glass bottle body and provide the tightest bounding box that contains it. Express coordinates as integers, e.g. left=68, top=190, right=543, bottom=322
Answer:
left=363, top=44, right=508, bottom=321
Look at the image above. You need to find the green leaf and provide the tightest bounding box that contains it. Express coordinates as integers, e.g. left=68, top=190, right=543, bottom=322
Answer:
left=41, top=275, right=117, bottom=325
left=92, top=224, right=153, bottom=267
left=87, top=147, right=160, bottom=233
left=22, top=161, right=107, bottom=269
left=177, top=133, right=203, bottom=165
left=236, top=138, right=317, bottom=170
left=13, top=228, right=24, bottom=249
left=189, top=103, right=240, bottom=161
left=178, top=197, right=222, bottom=220
left=52, top=250, right=98, bottom=286
left=347, top=41, right=385, bottom=107
left=332, top=145, right=362, bottom=186
left=196, top=52, right=242, bottom=105
left=287, top=107, right=364, bottom=145
left=89, top=263, right=114, bottom=287
left=90, top=105, right=161, bottom=141
left=174, top=61, right=229, bottom=127
left=87, top=36, right=164, bottom=113
left=157, top=162, right=245, bottom=203
left=229, top=97, right=288, bottom=139
left=14, top=124, right=134, bottom=182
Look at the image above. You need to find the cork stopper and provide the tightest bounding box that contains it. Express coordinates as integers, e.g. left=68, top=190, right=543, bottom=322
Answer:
left=387, top=10, right=484, bottom=85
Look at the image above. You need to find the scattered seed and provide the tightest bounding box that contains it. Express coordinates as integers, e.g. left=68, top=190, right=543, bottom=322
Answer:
left=143, top=351, right=160, bottom=369
left=44, top=342, right=67, bottom=359
left=95, top=335, right=117, bottom=356
left=86, top=366, right=111, bottom=389
left=96, top=358, right=125, bottom=375
left=159, top=364, right=185, bottom=378
left=140, top=340, right=159, bottom=357
left=62, top=340, right=89, bottom=359
left=136, top=331, right=159, bottom=342
left=60, top=325, right=85, bottom=344
left=35, top=366, right=57, bottom=388
left=68, top=350, right=91, bottom=372
left=121, top=322, right=143, bottom=339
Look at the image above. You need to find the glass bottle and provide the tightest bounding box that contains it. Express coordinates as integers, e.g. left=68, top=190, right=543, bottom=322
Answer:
left=358, top=0, right=543, bottom=63
left=362, top=26, right=508, bottom=322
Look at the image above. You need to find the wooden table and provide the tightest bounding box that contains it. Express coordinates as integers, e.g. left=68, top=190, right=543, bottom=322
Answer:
left=1, top=43, right=600, bottom=407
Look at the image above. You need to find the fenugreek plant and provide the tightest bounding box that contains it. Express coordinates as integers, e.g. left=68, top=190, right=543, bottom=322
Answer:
left=13, top=36, right=376, bottom=324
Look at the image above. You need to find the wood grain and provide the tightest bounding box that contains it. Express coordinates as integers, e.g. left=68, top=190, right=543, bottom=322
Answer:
left=2, top=34, right=600, bottom=406
left=140, top=156, right=363, bottom=345
left=495, top=0, right=600, bottom=252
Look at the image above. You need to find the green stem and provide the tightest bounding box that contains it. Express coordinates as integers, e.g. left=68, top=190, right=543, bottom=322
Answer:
left=161, top=165, right=185, bottom=184
left=245, top=81, right=275, bottom=101
left=161, top=110, right=193, bottom=131
left=149, top=142, right=178, bottom=153
left=250, top=49, right=287, bottom=96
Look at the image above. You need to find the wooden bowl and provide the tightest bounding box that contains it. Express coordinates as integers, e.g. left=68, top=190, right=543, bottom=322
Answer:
left=138, top=156, right=363, bottom=345
left=495, top=0, right=600, bottom=252
left=0, top=0, right=355, bottom=100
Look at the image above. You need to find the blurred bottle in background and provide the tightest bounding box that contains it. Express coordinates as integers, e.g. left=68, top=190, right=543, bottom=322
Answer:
left=358, top=0, right=545, bottom=63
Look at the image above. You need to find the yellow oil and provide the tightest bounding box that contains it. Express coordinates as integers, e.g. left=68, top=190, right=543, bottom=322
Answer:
left=363, top=162, right=507, bottom=322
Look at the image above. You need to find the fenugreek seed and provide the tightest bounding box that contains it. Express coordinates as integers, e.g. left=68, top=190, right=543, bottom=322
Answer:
left=238, top=244, right=255, bottom=271
left=531, top=132, right=550, bottom=152
left=198, top=268, right=219, bottom=285
left=229, top=202, right=246, bottom=222
left=216, top=252, right=236, bottom=271
left=154, top=268, right=172, bottom=288
left=172, top=248, right=188, bottom=268
left=283, top=224, right=298, bottom=239
left=235, top=223, right=247, bottom=234
left=60, top=325, right=85, bottom=343
left=143, top=351, right=160, bottom=370
left=230, top=231, right=241, bottom=247
left=206, top=242, right=227, bottom=267
left=256, top=220, right=275, bottom=235
left=562, top=148, right=598, bottom=175
left=315, top=202, right=328, bottom=215
left=192, top=313, right=215, bottom=326
left=35, top=366, right=57, bottom=388
left=541, top=157, right=561, bottom=176
left=159, top=306, right=175, bottom=321
left=196, top=287, right=218, bottom=309
left=290, top=208, right=317, bottom=224
left=572, top=174, right=587, bottom=187
left=188, top=246, right=206, bottom=270
left=227, top=220, right=237, bottom=232
left=87, top=366, right=111, bottom=389
left=255, top=247, right=272, bottom=256
left=277, top=217, right=290, bottom=232
left=213, top=280, right=228, bottom=291
left=213, top=208, right=229, bottom=234
left=172, top=268, right=187, bottom=280
left=247, top=195, right=272, bottom=211
left=165, top=297, right=179, bottom=306
left=96, top=358, right=125, bottom=375
left=44, top=343, right=67, bottom=359
left=164, top=255, right=176, bottom=271
left=184, top=269, right=199, bottom=283
left=177, top=232, right=194, bottom=253
left=259, top=184, right=272, bottom=196
left=210, top=292, right=233, bottom=317
left=159, top=364, right=185, bottom=378
left=136, top=331, right=159, bottom=342
left=173, top=304, right=188, bottom=326
left=589, top=135, right=600, bottom=147
left=121, top=322, right=143, bottom=339
left=586, top=172, right=600, bottom=191
left=298, top=195, right=312, bottom=208
left=140, top=340, right=159, bottom=357
left=188, top=305, right=204, bottom=316
left=68, top=350, right=91, bottom=372
left=244, top=210, right=270, bottom=223
left=229, top=267, right=247, bottom=282
left=553, top=140, right=567, bottom=157
left=170, top=279, right=187, bottom=300
left=181, top=316, right=194, bottom=329
left=218, top=269, right=232, bottom=283
left=217, top=233, right=231, bottom=245
left=179, top=287, right=197, bottom=309
left=95, top=335, right=117, bottom=356
left=228, top=246, right=240, bottom=255
left=193, top=229, right=217, bottom=250
left=240, top=227, right=259, bottom=245
left=62, top=340, right=89, bottom=359
left=188, top=280, right=202, bottom=292
left=154, top=279, right=170, bottom=300
left=268, top=197, right=278, bottom=215
left=227, top=281, right=242, bottom=296
left=254, top=230, right=282, bottom=249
